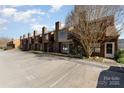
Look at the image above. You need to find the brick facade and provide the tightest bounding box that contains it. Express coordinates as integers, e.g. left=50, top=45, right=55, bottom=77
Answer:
left=17, top=16, right=119, bottom=58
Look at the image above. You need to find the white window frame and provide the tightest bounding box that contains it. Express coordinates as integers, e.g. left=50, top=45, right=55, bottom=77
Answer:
left=92, top=43, right=101, bottom=53
left=105, top=42, right=115, bottom=58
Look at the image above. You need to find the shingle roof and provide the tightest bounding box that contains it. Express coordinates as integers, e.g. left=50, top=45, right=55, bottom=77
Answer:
left=106, top=25, right=119, bottom=37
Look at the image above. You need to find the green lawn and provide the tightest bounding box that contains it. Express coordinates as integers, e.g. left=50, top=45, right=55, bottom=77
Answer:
left=117, top=50, right=124, bottom=64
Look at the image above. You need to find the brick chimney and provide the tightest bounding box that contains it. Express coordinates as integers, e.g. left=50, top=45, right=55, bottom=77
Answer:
left=33, top=30, right=37, bottom=37
left=23, top=34, right=26, bottom=39
left=20, top=36, right=22, bottom=49
left=20, top=36, right=22, bottom=40
left=42, top=27, right=47, bottom=41
left=55, top=21, right=61, bottom=42
left=42, top=27, right=47, bottom=51
left=28, top=33, right=31, bottom=39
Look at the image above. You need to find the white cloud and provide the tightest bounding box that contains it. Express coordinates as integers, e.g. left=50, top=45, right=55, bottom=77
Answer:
left=48, top=25, right=54, bottom=31
left=31, top=24, right=47, bottom=32
left=47, top=14, right=50, bottom=19
left=0, top=7, right=17, bottom=17
left=14, top=12, right=31, bottom=22
left=7, top=5, right=24, bottom=8
left=0, top=18, right=9, bottom=31
left=61, top=23, right=65, bottom=28
left=0, top=7, right=47, bottom=31
left=0, top=7, right=45, bottom=23
left=27, top=9, right=45, bottom=15
left=30, top=23, right=58, bottom=34
left=14, top=9, right=45, bottom=22
left=31, top=24, right=42, bottom=31
left=0, top=6, right=47, bottom=32
left=50, top=5, right=63, bottom=12
left=30, top=18, right=37, bottom=23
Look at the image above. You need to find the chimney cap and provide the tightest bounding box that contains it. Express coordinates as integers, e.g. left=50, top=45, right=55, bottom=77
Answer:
left=23, top=34, right=26, bottom=38
left=33, top=30, right=37, bottom=32
left=56, top=21, right=60, bottom=23
left=28, top=32, right=31, bottom=35
left=28, top=32, right=31, bottom=37
left=20, top=36, right=22, bottom=39
left=55, top=21, right=61, bottom=30
left=42, top=26, right=47, bottom=29
left=33, top=30, right=38, bottom=35
left=42, top=27, right=47, bottom=34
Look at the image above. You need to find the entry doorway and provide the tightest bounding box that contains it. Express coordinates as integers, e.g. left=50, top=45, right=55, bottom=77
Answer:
left=105, top=42, right=115, bottom=58
left=44, top=43, right=48, bottom=52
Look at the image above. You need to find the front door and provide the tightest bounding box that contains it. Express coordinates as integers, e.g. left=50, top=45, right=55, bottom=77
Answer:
left=105, top=42, right=115, bottom=58
left=44, top=43, right=48, bottom=52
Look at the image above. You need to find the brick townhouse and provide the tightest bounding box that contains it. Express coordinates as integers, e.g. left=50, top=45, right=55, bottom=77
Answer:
left=7, top=40, right=15, bottom=49
left=20, top=22, right=73, bottom=53
left=19, top=15, right=119, bottom=58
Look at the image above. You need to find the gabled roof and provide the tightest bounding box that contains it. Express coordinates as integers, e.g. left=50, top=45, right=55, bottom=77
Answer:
left=68, top=15, right=119, bottom=37
left=106, top=25, right=119, bottom=37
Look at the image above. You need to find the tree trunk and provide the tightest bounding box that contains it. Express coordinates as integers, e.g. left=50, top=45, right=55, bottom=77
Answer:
left=84, top=48, right=92, bottom=58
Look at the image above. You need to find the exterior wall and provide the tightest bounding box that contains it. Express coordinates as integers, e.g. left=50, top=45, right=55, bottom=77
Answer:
left=22, top=38, right=28, bottom=51
left=101, top=43, right=105, bottom=57
left=13, top=39, right=20, bottom=48
left=91, top=37, right=118, bottom=57
left=21, top=34, right=28, bottom=51
left=7, top=41, right=15, bottom=49
left=92, top=43, right=104, bottom=57
left=50, top=22, right=60, bottom=52
left=60, top=42, right=71, bottom=54
left=53, top=42, right=60, bottom=52
left=19, top=20, right=118, bottom=58
left=32, top=30, right=42, bottom=51
left=33, top=36, right=41, bottom=51
left=27, top=33, right=32, bottom=50
left=115, top=37, right=119, bottom=55
left=27, top=37, right=32, bottom=50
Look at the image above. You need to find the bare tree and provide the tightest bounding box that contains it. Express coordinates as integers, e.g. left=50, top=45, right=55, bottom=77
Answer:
left=0, top=37, right=10, bottom=47
left=66, top=5, right=124, bottom=58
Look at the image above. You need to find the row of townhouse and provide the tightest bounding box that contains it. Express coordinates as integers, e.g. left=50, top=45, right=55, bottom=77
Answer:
left=6, top=40, right=15, bottom=49
left=19, top=15, right=119, bottom=58
left=20, top=22, right=76, bottom=54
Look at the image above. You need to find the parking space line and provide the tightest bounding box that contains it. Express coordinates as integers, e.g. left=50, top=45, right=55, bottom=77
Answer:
left=49, top=64, right=80, bottom=88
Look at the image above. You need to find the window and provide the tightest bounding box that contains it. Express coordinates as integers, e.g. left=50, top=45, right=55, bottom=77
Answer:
left=61, top=43, right=69, bottom=53
left=106, top=44, right=112, bottom=54
left=63, top=45, right=68, bottom=51
left=94, top=48, right=100, bottom=53
left=92, top=43, right=100, bottom=53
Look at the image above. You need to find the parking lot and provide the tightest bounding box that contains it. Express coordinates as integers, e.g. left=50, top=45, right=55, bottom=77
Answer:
left=0, top=49, right=124, bottom=88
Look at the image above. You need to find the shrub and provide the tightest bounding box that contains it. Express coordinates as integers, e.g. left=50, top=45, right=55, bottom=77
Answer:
left=117, top=50, right=124, bottom=64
